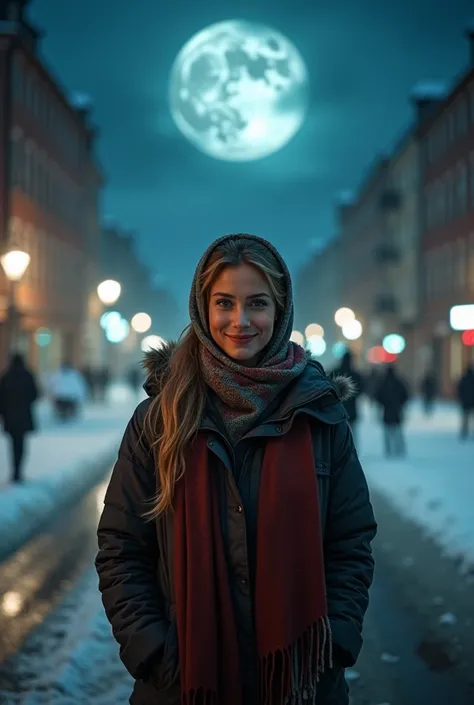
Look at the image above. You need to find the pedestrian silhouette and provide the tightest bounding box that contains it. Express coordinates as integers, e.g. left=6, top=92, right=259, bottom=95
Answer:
left=375, top=365, right=409, bottom=457
left=333, top=350, right=364, bottom=442
left=0, top=353, right=39, bottom=483
left=420, top=370, right=438, bottom=416
left=457, top=364, right=474, bottom=440
left=48, top=361, right=87, bottom=422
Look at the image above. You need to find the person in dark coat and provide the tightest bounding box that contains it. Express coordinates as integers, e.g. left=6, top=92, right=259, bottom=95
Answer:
left=332, top=351, right=364, bottom=442
left=457, top=364, right=474, bottom=439
left=420, top=370, right=438, bottom=416
left=375, top=365, right=409, bottom=457
left=127, top=365, right=142, bottom=397
left=95, top=234, right=377, bottom=705
left=0, top=353, right=39, bottom=482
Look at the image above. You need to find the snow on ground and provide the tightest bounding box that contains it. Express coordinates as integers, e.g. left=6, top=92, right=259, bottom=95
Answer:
left=359, top=399, right=474, bottom=572
left=0, top=385, right=144, bottom=559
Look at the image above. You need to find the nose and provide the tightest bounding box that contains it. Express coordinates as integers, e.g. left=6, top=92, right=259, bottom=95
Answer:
left=232, top=307, right=250, bottom=328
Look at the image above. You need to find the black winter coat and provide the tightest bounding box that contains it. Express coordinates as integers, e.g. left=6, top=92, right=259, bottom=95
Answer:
left=457, top=370, right=474, bottom=410
left=376, top=372, right=409, bottom=425
left=0, top=360, right=38, bottom=435
left=96, top=344, right=377, bottom=705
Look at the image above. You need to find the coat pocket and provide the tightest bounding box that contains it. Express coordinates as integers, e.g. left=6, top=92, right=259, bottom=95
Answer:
left=153, top=617, right=180, bottom=691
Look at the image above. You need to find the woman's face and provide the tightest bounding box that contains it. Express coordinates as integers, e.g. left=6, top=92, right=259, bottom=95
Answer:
left=208, top=263, right=277, bottom=366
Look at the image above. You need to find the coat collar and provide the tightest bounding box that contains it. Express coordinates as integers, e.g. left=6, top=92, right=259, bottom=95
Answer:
left=142, top=341, right=356, bottom=428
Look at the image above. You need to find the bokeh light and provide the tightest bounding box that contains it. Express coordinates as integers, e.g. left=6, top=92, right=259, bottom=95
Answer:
left=131, top=313, right=152, bottom=334
left=290, top=330, right=305, bottom=346
left=141, top=335, right=167, bottom=353
left=334, top=308, right=355, bottom=327
left=383, top=334, right=406, bottom=355
left=305, top=323, right=324, bottom=338
left=342, top=319, right=362, bottom=341
left=306, top=335, right=326, bottom=357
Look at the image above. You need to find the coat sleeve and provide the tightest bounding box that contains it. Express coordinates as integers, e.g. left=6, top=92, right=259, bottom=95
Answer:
left=95, top=401, right=169, bottom=679
left=324, top=420, right=377, bottom=667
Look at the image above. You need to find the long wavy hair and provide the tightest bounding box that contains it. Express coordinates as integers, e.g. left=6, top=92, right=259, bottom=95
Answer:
left=143, top=236, right=286, bottom=518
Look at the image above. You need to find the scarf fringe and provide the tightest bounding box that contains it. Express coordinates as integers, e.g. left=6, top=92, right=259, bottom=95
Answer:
left=258, top=616, right=333, bottom=705
left=181, top=688, right=217, bottom=705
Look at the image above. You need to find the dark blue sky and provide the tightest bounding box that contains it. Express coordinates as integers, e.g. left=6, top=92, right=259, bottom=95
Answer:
left=30, top=0, right=473, bottom=321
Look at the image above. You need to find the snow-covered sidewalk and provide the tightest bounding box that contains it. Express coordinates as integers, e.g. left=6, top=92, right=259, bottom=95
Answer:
left=0, top=385, right=142, bottom=560
left=359, top=399, right=474, bottom=571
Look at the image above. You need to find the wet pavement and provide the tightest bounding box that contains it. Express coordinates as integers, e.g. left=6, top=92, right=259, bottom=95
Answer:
left=0, top=477, right=473, bottom=704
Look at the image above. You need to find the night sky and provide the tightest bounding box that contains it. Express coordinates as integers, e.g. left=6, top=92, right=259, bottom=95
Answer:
left=30, top=0, right=473, bottom=326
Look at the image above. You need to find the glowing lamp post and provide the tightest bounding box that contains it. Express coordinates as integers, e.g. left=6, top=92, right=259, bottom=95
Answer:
left=334, top=308, right=355, bottom=328
left=131, top=312, right=152, bottom=334
left=1, top=248, right=30, bottom=352
left=97, top=279, right=121, bottom=306
left=342, top=319, right=363, bottom=341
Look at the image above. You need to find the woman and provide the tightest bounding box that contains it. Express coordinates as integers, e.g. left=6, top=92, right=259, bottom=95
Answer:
left=0, top=353, right=39, bottom=483
left=96, top=234, right=377, bottom=705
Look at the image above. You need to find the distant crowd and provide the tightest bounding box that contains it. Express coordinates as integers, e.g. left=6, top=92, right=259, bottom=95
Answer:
left=0, top=350, right=473, bottom=485
left=0, top=355, right=144, bottom=484
left=332, top=350, right=474, bottom=455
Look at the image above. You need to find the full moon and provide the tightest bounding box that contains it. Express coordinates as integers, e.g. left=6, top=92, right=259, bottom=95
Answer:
left=169, top=20, right=309, bottom=162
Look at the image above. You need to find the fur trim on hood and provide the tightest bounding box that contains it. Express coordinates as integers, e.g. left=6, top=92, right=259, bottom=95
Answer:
left=142, top=340, right=356, bottom=403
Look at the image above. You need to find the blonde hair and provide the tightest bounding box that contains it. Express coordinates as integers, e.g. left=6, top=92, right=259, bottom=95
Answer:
left=143, top=236, right=286, bottom=518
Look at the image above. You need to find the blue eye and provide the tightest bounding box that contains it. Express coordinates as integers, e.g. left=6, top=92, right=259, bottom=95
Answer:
left=250, top=299, right=267, bottom=307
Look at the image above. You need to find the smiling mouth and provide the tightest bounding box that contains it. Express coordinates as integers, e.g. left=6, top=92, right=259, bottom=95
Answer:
left=225, top=334, right=257, bottom=343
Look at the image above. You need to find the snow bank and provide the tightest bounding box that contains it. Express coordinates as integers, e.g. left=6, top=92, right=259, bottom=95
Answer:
left=0, top=385, right=142, bottom=561
left=359, top=400, right=474, bottom=572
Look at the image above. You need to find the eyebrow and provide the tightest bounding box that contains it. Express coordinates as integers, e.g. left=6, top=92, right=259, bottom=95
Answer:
left=212, top=292, right=271, bottom=299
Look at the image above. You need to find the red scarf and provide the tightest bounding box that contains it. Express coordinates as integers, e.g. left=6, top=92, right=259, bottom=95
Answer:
left=173, top=417, right=332, bottom=705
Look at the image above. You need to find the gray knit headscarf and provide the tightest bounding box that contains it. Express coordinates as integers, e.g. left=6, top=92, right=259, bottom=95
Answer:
left=189, top=233, right=307, bottom=444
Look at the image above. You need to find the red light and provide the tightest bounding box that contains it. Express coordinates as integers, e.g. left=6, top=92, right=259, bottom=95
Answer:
left=367, top=346, right=384, bottom=364
left=367, top=346, right=398, bottom=363
left=462, top=330, right=474, bottom=346
left=384, top=352, right=398, bottom=363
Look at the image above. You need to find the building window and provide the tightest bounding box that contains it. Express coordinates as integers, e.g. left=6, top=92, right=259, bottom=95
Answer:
left=456, top=95, right=468, bottom=136
left=469, top=232, right=474, bottom=292
left=11, top=52, right=24, bottom=101
left=24, top=141, right=33, bottom=196
left=455, top=161, right=468, bottom=216
left=448, top=111, right=456, bottom=144
left=470, top=83, right=474, bottom=124
left=470, top=151, right=474, bottom=207
left=444, top=172, right=454, bottom=222
left=425, top=250, right=433, bottom=300
left=442, top=243, right=453, bottom=291
left=456, top=238, right=467, bottom=290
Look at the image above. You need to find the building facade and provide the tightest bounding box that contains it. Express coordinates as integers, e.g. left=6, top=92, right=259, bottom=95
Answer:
left=99, top=225, right=180, bottom=374
left=418, top=33, right=474, bottom=395
left=0, top=0, right=102, bottom=376
left=294, top=236, right=343, bottom=367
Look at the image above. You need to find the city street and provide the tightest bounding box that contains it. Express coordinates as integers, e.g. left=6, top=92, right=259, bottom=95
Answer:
left=0, top=400, right=473, bottom=704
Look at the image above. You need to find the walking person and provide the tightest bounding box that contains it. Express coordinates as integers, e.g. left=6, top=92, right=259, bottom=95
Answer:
left=376, top=365, right=409, bottom=457
left=0, top=353, right=39, bottom=483
left=332, top=350, right=364, bottom=444
left=457, top=364, right=474, bottom=439
left=48, top=361, right=87, bottom=422
left=420, top=369, right=438, bottom=416
left=96, top=234, right=377, bottom=705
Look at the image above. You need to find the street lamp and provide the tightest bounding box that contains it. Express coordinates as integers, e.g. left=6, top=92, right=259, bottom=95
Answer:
left=334, top=307, right=355, bottom=328
left=97, top=279, right=121, bottom=306
left=131, top=312, right=152, bottom=334
left=1, top=248, right=31, bottom=352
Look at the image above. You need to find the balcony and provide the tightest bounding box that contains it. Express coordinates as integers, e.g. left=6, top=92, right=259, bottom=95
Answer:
left=374, top=243, right=401, bottom=266
left=379, top=189, right=402, bottom=211
left=373, top=294, right=398, bottom=315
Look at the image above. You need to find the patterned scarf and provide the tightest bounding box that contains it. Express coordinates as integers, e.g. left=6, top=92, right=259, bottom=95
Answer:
left=189, top=233, right=307, bottom=443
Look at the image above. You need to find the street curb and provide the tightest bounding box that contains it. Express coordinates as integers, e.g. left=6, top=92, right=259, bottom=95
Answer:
left=370, top=487, right=474, bottom=689
left=0, top=447, right=118, bottom=564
